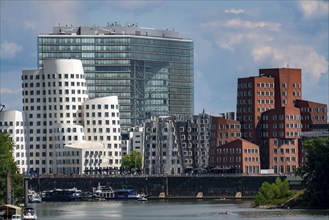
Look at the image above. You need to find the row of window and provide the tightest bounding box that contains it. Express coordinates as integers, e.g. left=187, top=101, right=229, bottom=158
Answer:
left=39, top=37, right=192, bottom=48
left=273, top=156, right=296, bottom=162
left=85, top=112, right=119, bottom=118
left=257, top=99, right=274, bottom=104
left=257, top=91, right=274, bottom=96
left=0, top=121, right=24, bottom=126
left=261, top=131, right=300, bottom=138
left=23, top=94, right=86, bottom=104
left=273, top=148, right=296, bottom=154
left=85, top=104, right=118, bottom=110
left=260, top=123, right=302, bottom=129
left=22, top=73, right=85, bottom=80
left=86, top=127, right=120, bottom=134
left=272, top=165, right=297, bottom=174
left=257, top=82, right=275, bottom=88
left=22, top=81, right=86, bottom=89
left=237, top=91, right=253, bottom=97
left=210, top=156, right=242, bottom=163
left=300, top=107, right=327, bottom=113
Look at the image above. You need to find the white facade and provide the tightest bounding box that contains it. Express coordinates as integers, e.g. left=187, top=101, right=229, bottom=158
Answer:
left=83, top=96, right=121, bottom=170
left=122, top=126, right=144, bottom=156
left=64, top=141, right=104, bottom=174
left=129, top=127, right=144, bottom=153
left=22, top=59, right=121, bottom=174
left=0, top=110, right=28, bottom=174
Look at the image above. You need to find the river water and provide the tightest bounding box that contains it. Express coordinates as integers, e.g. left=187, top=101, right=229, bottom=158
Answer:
left=30, top=200, right=329, bottom=220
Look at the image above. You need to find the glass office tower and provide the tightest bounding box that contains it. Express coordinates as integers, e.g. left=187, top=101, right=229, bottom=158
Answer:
left=38, top=23, right=194, bottom=130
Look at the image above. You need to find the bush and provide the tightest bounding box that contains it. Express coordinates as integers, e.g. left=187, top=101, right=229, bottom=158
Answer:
left=254, top=177, right=293, bottom=206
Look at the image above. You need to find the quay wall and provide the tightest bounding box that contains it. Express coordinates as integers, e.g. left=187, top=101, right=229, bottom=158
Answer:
left=28, top=175, right=287, bottom=198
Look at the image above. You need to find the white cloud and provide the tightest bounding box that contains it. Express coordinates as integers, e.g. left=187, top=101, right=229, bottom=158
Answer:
left=111, top=1, right=153, bottom=9
left=0, top=88, right=21, bottom=94
left=0, top=41, right=22, bottom=59
left=225, top=19, right=281, bottom=31
left=23, top=2, right=84, bottom=31
left=224, top=8, right=245, bottom=15
left=251, top=45, right=328, bottom=85
left=298, top=1, right=329, bottom=19
left=201, top=19, right=281, bottom=31
left=217, top=33, right=273, bottom=52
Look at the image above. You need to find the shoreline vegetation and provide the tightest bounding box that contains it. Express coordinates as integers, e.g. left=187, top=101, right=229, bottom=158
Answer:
left=253, top=137, right=329, bottom=210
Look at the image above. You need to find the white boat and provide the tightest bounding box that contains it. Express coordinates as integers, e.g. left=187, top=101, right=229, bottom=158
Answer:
left=137, top=197, right=148, bottom=201
left=23, top=206, right=37, bottom=220
left=28, top=190, right=42, bottom=203
left=11, top=214, right=22, bottom=220
left=92, top=183, right=115, bottom=200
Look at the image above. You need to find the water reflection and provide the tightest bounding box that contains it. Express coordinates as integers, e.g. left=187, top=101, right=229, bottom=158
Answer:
left=31, top=200, right=329, bottom=220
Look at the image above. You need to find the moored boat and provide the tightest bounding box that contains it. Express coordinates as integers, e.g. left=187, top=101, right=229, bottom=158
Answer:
left=28, top=190, right=42, bottom=203
left=23, top=206, right=37, bottom=220
left=91, top=183, right=146, bottom=200
left=114, top=189, right=141, bottom=200
left=92, top=183, right=115, bottom=200
left=42, top=187, right=82, bottom=202
left=137, top=197, right=148, bottom=201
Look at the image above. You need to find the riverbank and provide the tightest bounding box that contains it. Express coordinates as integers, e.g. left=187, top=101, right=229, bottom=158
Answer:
left=28, top=175, right=289, bottom=199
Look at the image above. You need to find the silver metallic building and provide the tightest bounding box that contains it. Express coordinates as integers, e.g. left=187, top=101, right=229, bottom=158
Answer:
left=38, top=23, right=194, bottom=129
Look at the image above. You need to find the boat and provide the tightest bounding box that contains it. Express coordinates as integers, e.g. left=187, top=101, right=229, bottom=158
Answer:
left=42, top=187, right=82, bottom=202
left=91, top=183, right=145, bottom=200
left=92, top=183, right=115, bottom=200
left=113, top=189, right=143, bottom=200
left=11, top=214, right=22, bottom=220
left=23, top=206, right=37, bottom=220
left=28, top=190, right=42, bottom=203
left=137, top=197, right=148, bottom=202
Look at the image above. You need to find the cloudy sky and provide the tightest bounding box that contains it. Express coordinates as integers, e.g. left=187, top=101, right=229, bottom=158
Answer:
left=0, top=0, right=328, bottom=115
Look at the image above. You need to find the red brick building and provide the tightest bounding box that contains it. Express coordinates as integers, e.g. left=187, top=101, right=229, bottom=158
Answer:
left=209, top=138, right=260, bottom=174
left=208, top=114, right=261, bottom=174
left=295, top=100, right=327, bottom=131
left=209, top=115, right=241, bottom=170
left=260, top=107, right=301, bottom=174
left=236, top=68, right=327, bottom=174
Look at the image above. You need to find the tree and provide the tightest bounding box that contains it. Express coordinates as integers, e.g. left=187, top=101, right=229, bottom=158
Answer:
left=254, top=177, right=293, bottom=207
left=0, top=132, right=24, bottom=204
left=296, top=137, right=329, bottom=208
left=121, top=151, right=142, bottom=174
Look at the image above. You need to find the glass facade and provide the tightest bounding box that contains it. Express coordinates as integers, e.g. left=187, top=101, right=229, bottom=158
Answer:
left=38, top=27, right=194, bottom=129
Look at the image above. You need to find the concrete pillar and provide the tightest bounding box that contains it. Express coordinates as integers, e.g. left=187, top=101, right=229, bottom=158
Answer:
left=25, top=179, right=29, bottom=206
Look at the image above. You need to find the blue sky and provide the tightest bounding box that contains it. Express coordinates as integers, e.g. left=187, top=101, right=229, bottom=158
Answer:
left=0, top=0, right=328, bottom=115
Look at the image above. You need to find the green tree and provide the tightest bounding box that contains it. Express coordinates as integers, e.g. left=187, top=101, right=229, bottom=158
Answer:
left=121, top=151, right=142, bottom=174
left=254, top=177, right=293, bottom=207
left=0, top=132, right=24, bottom=204
left=296, top=137, right=329, bottom=208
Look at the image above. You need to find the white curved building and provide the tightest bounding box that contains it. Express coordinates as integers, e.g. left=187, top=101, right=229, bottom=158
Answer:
left=0, top=110, right=27, bottom=174
left=22, top=59, right=121, bottom=174
left=83, top=96, right=121, bottom=171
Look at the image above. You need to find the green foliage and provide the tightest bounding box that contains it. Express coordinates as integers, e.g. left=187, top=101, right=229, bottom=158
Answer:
left=296, top=137, right=329, bottom=208
left=121, top=151, right=142, bottom=173
left=0, top=132, right=24, bottom=204
left=254, top=177, right=293, bottom=206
